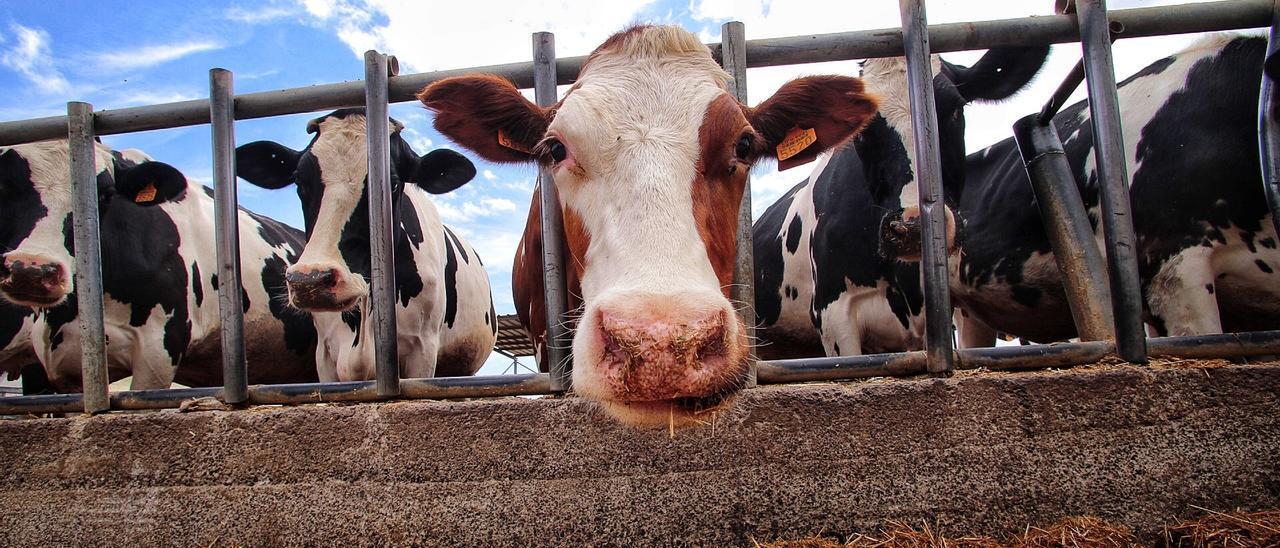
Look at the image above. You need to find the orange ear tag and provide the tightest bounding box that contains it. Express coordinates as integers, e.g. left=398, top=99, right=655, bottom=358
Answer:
left=134, top=182, right=158, bottom=203
left=776, top=127, right=818, bottom=171
left=497, top=130, right=532, bottom=154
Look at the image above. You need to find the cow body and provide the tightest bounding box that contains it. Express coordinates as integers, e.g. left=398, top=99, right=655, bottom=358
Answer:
left=236, top=110, right=496, bottom=382
left=955, top=35, right=1280, bottom=342
left=0, top=141, right=319, bottom=391
left=754, top=47, right=1049, bottom=358
left=421, top=25, right=879, bottom=426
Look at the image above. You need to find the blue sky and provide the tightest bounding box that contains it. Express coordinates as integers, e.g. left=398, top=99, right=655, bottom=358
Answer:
left=0, top=0, right=1221, bottom=374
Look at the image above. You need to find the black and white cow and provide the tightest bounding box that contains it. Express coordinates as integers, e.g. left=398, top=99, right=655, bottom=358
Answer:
left=955, top=34, right=1280, bottom=343
left=0, top=141, right=319, bottom=391
left=753, top=46, right=1050, bottom=358
left=0, top=301, right=43, bottom=392
left=235, top=109, right=496, bottom=381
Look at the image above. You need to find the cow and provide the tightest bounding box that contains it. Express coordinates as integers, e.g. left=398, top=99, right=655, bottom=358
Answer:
left=752, top=46, right=1050, bottom=358
left=417, top=24, right=880, bottom=426
left=954, top=34, right=1280, bottom=343
left=0, top=141, right=319, bottom=391
left=1, top=302, right=44, bottom=393
left=234, top=109, right=497, bottom=382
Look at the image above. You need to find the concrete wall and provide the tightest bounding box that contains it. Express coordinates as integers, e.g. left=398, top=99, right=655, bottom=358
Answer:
left=1, top=363, right=1277, bottom=546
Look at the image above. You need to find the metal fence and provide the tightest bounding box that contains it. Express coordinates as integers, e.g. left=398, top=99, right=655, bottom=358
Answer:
left=2, top=0, right=1279, bottom=416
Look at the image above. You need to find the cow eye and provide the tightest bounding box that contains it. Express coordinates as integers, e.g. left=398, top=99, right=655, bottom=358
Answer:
left=548, top=139, right=567, bottom=163
left=734, top=134, right=754, bottom=159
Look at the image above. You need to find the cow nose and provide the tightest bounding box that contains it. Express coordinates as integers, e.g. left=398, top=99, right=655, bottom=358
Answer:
left=0, top=255, right=68, bottom=305
left=882, top=205, right=957, bottom=261
left=596, top=308, right=731, bottom=402
left=286, top=267, right=340, bottom=290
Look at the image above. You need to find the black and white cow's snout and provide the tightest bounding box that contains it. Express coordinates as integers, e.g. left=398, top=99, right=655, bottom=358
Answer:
left=285, top=264, right=362, bottom=311
left=0, top=253, right=69, bottom=307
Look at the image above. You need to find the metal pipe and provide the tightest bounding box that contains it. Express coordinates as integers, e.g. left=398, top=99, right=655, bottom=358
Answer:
left=721, top=21, right=758, bottom=387
left=1, top=0, right=1268, bottom=146
left=66, top=102, right=109, bottom=414
left=900, top=0, right=955, bottom=375
left=1013, top=114, right=1115, bottom=341
left=1077, top=0, right=1148, bottom=363
left=209, top=69, right=247, bottom=405
left=6, top=326, right=1280, bottom=415
left=533, top=32, right=572, bottom=391
left=1259, top=0, right=1280, bottom=238
left=364, top=50, right=401, bottom=396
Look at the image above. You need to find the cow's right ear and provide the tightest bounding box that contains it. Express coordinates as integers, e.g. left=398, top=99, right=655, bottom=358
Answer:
left=411, top=149, right=477, bottom=194
left=115, top=160, right=188, bottom=206
left=235, top=141, right=301, bottom=189
left=417, top=74, right=549, bottom=164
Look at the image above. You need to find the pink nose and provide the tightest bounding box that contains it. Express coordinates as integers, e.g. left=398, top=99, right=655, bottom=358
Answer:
left=285, top=266, right=348, bottom=310
left=0, top=256, right=67, bottom=305
left=595, top=307, right=734, bottom=402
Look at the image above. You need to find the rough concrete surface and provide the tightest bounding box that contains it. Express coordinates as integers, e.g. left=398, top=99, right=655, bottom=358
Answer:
left=0, top=363, right=1277, bottom=547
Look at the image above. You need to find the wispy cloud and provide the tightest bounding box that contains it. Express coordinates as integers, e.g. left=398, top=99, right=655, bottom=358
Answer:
left=1, top=24, right=70, bottom=94
left=87, top=40, right=223, bottom=72
left=436, top=197, right=518, bottom=223
left=225, top=5, right=299, bottom=24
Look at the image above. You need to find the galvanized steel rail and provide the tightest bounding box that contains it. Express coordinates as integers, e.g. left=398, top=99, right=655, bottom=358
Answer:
left=209, top=68, right=248, bottom=405
left=364, top=50, right=402, bottom=396
left=532, top=32, right=573, bottom=391
left=0, top=0, right=1276, bottom=416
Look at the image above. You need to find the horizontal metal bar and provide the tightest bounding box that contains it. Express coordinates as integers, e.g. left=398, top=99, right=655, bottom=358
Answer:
left=0, top=0, right=1266, bottom=146
left=3, top=329, right=1278, bottom=415
left=0, top=373, right=553, bottom=415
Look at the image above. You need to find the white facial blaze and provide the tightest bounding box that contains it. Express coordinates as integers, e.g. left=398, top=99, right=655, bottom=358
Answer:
left=5, top=141, right=119, bottom=279
left=860, top=56, right=943, bottom=212
left=551, top=42, right=730, bottom=304
left=293, top=114, right=404, bottom=295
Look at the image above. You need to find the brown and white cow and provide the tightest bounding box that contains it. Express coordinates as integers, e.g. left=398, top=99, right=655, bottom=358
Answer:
left=417, top=25, right=877, bottom=427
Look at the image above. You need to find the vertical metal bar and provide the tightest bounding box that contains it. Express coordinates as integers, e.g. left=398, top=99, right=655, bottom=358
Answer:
left=899, top=0, right=955, bottom=374
left=364, top=50, right=400, bottom=396
left=721, top=21, right=757, bottom=387
left=1259, top=0, right=1280, bottom=239
left=1013, top=115, right=1115, bottom=341
left=209, top=68, right=247, bottom=404
left=66, top=101, right=109, bottom=413
left=533, top=32, right=571, bottom=392
left=1077, top=0, right=1148, bottom=363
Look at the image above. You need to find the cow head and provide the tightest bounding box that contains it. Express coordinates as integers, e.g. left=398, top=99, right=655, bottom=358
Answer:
left=419, top=25, right=878, bottom=427
left=235, top=108, right=475, bottom=311
left=0, top=141, right=186, bottom=308
left=860, top=46, right=1049, bottom=261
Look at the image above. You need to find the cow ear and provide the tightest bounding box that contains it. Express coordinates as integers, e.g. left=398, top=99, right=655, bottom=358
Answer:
left=412, top=149, right=477, bottom=194
left=115, top=160, right=187, bottom=206
left=235, top=141, right=301, bottom=189
left=748, top=75, right=879, bottom=171
left=417, top=74, right=549, bottom=164
left=947, top=46, right=1049, bottom=102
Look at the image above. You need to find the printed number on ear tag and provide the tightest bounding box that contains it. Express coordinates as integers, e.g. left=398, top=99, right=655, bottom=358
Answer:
left=776, top=127, right=817, bottom=162
left=135, top=182, right=158, bottom=203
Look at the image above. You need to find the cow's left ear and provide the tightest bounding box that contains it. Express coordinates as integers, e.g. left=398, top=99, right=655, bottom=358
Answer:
left=114, top=160, right=187, bottom=206
left=410, top=149, right=477, bottom=194
left=748, top=76, right=879, bottom=171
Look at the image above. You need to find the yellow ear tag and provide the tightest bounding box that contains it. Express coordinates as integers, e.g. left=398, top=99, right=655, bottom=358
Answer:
left=135, top=182, right=158, bottom=203
left=776, top=127, right=818, bottom=163
left=497, top=130, right=532, bottom=154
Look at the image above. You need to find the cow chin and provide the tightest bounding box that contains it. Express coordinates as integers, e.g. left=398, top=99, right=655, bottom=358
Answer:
left=881, top=205, right=958, bottom=262
left=572, top=292, right=751, bottom=429
left=0, top=288, right=68, bottom=310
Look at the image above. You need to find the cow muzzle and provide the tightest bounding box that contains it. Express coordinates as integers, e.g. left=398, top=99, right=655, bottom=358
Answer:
left=284, top=264, right=366, bottom=311
left=574, top=293, right=750, bottom=428
left=881, top=205, right=957, bottom=262
left=0, top=253, right=70, bottom=308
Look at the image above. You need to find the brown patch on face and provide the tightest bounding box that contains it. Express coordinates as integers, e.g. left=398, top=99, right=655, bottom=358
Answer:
left=693, top=93, right=751, bottom=297
left=511, top=180, right=588, bottom=369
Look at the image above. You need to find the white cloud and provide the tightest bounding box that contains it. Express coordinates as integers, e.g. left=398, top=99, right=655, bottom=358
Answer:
left=87, top=40, right=223, bottom=72
left=294, top=0, right=655, bottom=73
left=436, top=196, right=518, bottom=222
left=1, top=24, right=70, bottom=94
left=226, top=5, right=299, bottom=24
left=482, top=169, right=497, bottom=181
